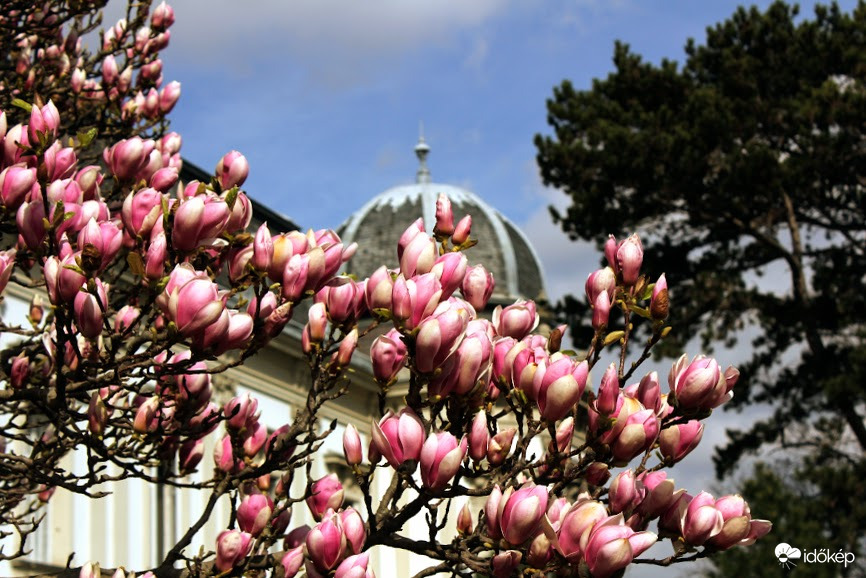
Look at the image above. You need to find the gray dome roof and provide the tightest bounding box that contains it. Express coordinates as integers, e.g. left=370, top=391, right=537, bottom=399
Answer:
left=338, top=142, right=547, bottom=304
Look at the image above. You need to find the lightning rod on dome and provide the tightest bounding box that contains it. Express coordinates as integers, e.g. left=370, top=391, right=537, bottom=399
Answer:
left=415, top=122, right=431, bottom=184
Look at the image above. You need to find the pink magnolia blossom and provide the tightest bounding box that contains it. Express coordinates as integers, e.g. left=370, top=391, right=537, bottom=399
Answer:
left=151, top=1, right=176, bottom=29
left=77, top=218, right=122, bottom=271
left=707, top=494, right=772, bottom=550
left=365, top=265, right=394, bottom=312
left=370, top=408, right=425, bottom=468
left=491, top=551, right=522, bottom=578
left=595, top=363, right=621, bottom=416
left=224, top=190, right=252, bottom=233
left=159, top=80, right=181, bottom=113
left=343, top=423, right=362, bottom=466
left=592, top=290, right=611, bottom=330
left=608, top=408, right=660, bottom=465
left=73, top=278, right=107, bottom=339
left=121, top=187, right=163, bottom=238
left=171, top=194, right=230, bottom=251
left=585, top=266, right=616, bottom=305
left=334, top=553, right=375, bottom=578
left=486, top=428, right=516, bottom=466
left=369, top=329, right=407, bottom=384
left=555, top=498, right=608, bottom=561
left=251, top=222, right=273, bottom=272
left=43, top=143, right=78, bottom=181
left=498, top=483, right=549, bottom=545
left=237, top=492, right=274, bottom=537
left=608, top=469, right=643, bottom=515
left=431, top=251, right=467, bottom=299
left=390, top=272, right=442, bottom=330
left=461, top=264, right=495, bottom=311
left=680, top=491, right=724, bottom=546
left=414, top=298, right=472, bottom=374
left=468, top=410, right=489, bottom=462
left=317, top=276, right=366, bottom=325
left=532, top=355, right=588, bottom=421
left=178, top=438, right=204, bottom=474
left=105, top=137, right=154, bottom=181
left=669, top=354, right=737, bottom=411
left=635, top=471, right=677, bottom=518
left=0, top=249, right=15, bottom=296
left=223, top=392, right=260, bottom=431
left=281, top=546, right=304, bottom=578
left=433, top=193, right=454, bottom=236
left=485, top=485, right=504, bottom=539
left=164, top=276, right=224, bottom=337
left=340, top=507, right=366, bottom=554
left=583, top=515, right=657, bottom=577
left=492, top=299, right=539, bottom=340
left=429, top=322, right=492, bottom=398
left=452, top=214, right=472, bottom=245
left=0, top=165, right=37, bottom=209
left=659, top=420, right=704, bottom=464
left=419, top=431, right=467, bottom=491
left=214, top=530, right=253, bottom=573
left=307, top=474, right=344, bottom=521
left=615, top=233, right=644, bottom=286
left=240, top=420, right=267, bottom=458
left=215, top=150, right=249, bottom=190
left=28, top=100, right=60, bottom=143
left=306, top=509, right=347, bottom=574
left=332, top=328, right=358, bottom=367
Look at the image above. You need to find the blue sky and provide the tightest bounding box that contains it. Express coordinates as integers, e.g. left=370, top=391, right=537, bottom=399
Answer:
left=128, top=0, right=855, bottom=571
left=153, top=0, right=858, bottom=302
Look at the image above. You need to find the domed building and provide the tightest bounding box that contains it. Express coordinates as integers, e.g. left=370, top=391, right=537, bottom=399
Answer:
left=339, top=137, right=548, bottom=307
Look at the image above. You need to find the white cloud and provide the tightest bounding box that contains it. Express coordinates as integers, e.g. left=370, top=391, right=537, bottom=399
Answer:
left=463, top=36, right=490, bottom=71
left=517, top=160, right=599, bottom=303
left=160, top=0, right=509, bottom=87
left=556, top=0, right=634, bottom=32
left=461, top=128, right=483, bottom=145
left=375, top=145, right=399, bottom=170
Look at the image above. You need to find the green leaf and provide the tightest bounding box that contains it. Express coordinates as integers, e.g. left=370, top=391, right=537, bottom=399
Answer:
left=10, top=99, right=32, bottom=113
left=52, top=202, right=66, bottom=226
left=602, top=330, right=624, bottom=346
left=224, top=186, right=238, bottom=210
left=629, top=305, right=651, bottom=319
left=640, top=283, right=654, bottom=301
left=62, top=263, right=86, bottom=276
left=77, top=128, right=97, bottom=148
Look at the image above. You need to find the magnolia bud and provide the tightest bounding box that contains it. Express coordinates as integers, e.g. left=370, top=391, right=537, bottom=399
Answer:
left=487, top=428, right=515, bottom=466
left=468, top=410, right=488, bottom=462
left=457, top=502, right=473, bottom=535
left=433, top=193, right=454, bottom=237
left=617, top=233, right=643, bottom=285
left=343, top=423, right=362, bottom=466
left=650, top=273, right=669, bottom=320
left=216, top=150, right=249, bottom=190
left=452, top=214, right=472, bottom=245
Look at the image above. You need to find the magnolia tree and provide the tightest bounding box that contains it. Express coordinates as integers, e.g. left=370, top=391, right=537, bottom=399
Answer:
left=0, top=1, right=772, bottom=577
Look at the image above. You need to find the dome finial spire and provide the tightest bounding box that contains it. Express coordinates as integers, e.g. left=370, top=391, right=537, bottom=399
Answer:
left=415, top=122, right=431, bottom=184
